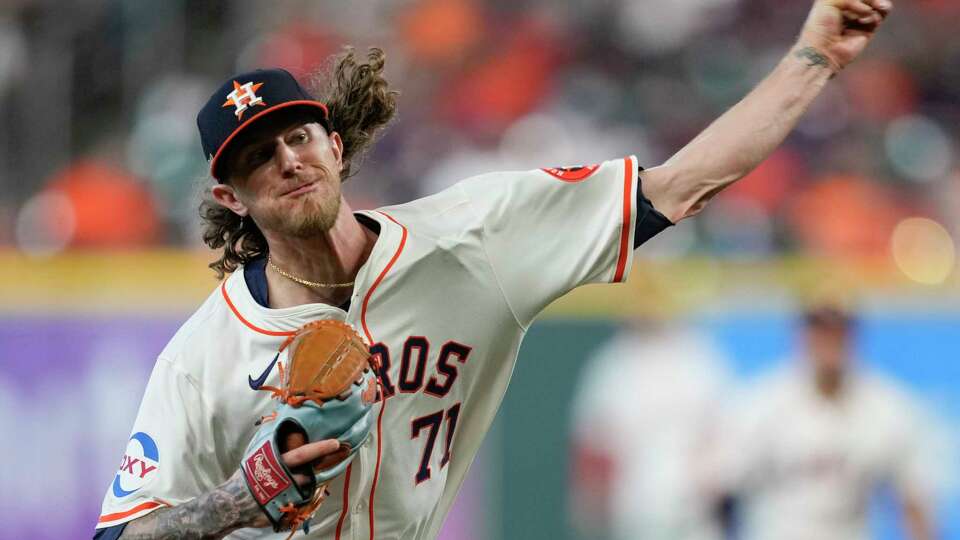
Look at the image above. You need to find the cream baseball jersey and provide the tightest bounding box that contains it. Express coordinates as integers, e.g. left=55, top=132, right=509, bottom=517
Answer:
left=96, top=156, right=641, bottom=539
left=722, top=365, right=935, bottom=540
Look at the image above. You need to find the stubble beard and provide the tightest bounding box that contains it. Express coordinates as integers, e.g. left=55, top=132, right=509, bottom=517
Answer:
left=288, top=190, right=342, bottom=237
left=256, top=182, right=343, bottom=239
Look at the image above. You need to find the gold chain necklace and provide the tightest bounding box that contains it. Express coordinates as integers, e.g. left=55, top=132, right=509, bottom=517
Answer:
left=267, top=254, right=355, bottom=288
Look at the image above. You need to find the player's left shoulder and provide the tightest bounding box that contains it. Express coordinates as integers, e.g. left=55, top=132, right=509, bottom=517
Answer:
left=856, top=370, right=916, bottom=402
left=853, top=369, right=926, bottom=422
left=375, top=181, right=469, bottom=221
left=447, top=155, right=634, bottom=196
left=364, top=180, right=489, bottom=260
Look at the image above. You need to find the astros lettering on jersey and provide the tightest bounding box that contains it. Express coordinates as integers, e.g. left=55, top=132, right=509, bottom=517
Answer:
left=97, top=156, right=640, bottom=539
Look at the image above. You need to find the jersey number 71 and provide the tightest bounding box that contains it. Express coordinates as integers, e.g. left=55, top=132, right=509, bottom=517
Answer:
left=410, top=403, right=461, bottom=484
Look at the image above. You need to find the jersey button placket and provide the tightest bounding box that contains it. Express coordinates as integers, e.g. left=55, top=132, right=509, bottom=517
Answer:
left=349, top=433, right=372, bottom=538
left=351, top=497, right=367, bottom=540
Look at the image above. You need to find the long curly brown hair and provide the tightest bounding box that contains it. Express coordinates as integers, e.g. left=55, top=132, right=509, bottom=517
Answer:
left=199, top=47, right=399, bottom=279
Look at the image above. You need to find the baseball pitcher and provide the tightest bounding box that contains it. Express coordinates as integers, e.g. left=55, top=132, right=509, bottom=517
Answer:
left=94, top=1, right=893, bottom=538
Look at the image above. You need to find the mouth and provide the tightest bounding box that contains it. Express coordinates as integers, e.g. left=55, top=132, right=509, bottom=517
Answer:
left=281, top=181, right=319, bottom=198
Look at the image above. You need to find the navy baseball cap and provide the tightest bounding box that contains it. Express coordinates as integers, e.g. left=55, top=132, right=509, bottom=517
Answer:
left=197, top=68, right=330, bottom=181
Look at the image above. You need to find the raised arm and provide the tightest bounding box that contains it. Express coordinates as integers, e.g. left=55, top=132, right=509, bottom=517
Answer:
left=641, top=0, right=892, bottom=223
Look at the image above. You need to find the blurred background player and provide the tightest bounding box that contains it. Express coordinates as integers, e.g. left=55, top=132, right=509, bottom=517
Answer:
left=569, top=314, right=731, bottom=540
left=720, top=300, right=940, bottom=540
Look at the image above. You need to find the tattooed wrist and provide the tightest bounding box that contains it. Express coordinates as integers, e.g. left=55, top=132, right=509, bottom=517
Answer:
left=119, top=471, right=266, bottom=539
left=793, top=46, right=837, bottom=73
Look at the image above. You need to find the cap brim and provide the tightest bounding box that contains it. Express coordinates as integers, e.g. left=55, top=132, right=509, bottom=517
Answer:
left=209, top=100, right=330, bottom=181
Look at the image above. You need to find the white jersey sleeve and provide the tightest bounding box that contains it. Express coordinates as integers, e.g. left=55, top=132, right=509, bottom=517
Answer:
left=96, top=357, right=219, bottom=528
left=874, top=382, right=940, bottom=504
left=889, top=417, right=933, bottom=501
left=458, top=156, right=639, bottom=327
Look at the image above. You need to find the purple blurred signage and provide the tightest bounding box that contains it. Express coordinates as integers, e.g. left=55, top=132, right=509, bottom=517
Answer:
left=0, top=315, right=479, bottom=539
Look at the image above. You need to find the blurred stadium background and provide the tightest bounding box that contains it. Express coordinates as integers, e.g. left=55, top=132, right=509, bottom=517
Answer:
left=0, top=0, right=958, bottom=538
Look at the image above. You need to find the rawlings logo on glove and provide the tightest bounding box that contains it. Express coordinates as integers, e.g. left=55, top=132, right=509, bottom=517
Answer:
left=241, top=320, right=379, bottom=538
left=246, top=442, right=291, bottom=504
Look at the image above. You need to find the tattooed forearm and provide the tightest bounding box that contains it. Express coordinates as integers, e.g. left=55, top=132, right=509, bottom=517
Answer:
left=794, top=46, right=832, bottom=70
left=119, top=471, right=267, bottom=539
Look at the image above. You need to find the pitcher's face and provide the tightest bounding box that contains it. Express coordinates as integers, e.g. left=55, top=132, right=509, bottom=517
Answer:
left=221, top=111, right=345, bottom=238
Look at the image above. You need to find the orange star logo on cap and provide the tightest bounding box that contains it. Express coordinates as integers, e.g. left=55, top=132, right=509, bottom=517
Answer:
left=222, top=80, right=266, bottom=120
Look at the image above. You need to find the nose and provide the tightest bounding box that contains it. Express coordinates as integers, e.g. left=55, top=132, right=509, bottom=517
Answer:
left=275, top=141, right=302, bottom=178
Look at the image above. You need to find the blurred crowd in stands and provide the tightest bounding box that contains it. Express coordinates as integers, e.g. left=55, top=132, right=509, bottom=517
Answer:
left=0, top=0, right=958, bottom=267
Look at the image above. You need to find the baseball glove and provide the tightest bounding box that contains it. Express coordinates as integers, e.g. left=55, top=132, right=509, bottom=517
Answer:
left=241, top=320, right=379, bottom=537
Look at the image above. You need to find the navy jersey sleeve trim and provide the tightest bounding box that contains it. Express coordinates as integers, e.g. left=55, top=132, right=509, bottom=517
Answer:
left=93, top=523, right=127, bottom=540
left=634, top=165, right=674, bottom=248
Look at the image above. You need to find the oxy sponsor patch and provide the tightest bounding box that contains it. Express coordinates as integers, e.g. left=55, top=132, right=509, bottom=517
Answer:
left=111, top=432, right=160, bottom=498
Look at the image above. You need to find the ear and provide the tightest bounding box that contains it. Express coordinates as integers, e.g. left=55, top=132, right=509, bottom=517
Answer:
left=211, top=183, right=249, bottom=216
left=329, top=131, right=344, bottom=170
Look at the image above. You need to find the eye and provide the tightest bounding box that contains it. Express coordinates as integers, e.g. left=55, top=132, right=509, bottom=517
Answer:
left=289, top=130, right=309, bottom=144
left=246, top=146, right=273, bottom=167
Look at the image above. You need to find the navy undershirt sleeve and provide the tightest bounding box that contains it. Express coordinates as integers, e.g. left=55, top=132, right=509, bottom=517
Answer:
left=93, top=524, right=126, bottom=540
left=634, top=165, right=674, bottom=248
left=244, top=256, right=270, bottom=307
left=245, top=254, right=352, bottom=311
